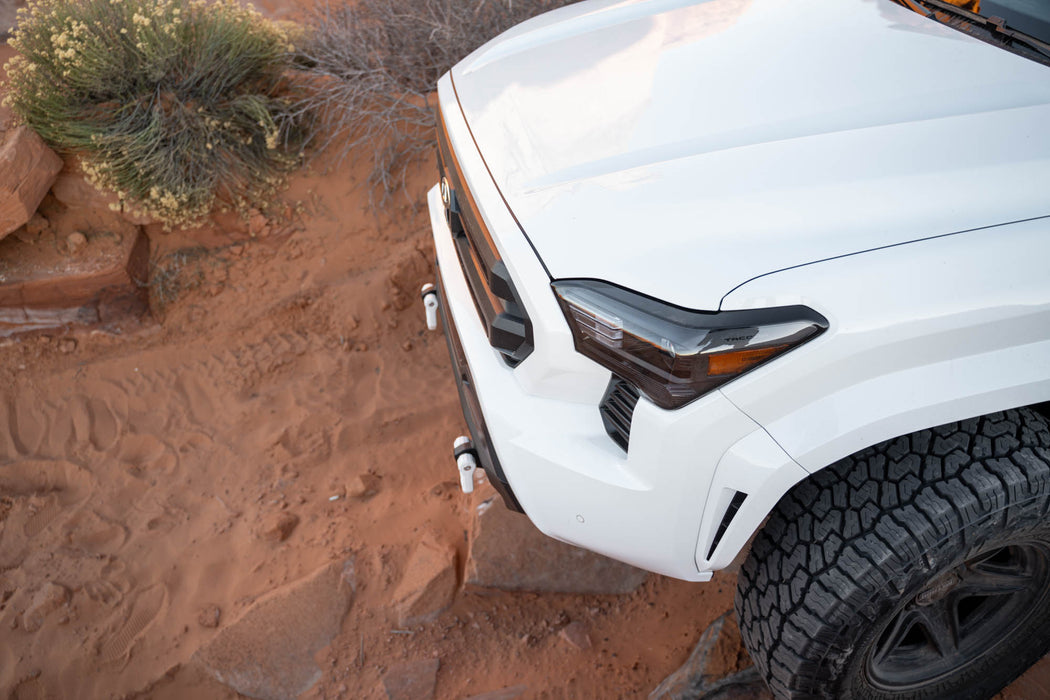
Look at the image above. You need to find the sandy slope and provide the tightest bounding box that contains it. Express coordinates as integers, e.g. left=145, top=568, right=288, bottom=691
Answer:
left=0, top=148, right=741, bottom=699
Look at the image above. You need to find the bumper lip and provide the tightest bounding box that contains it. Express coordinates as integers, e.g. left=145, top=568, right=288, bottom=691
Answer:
left=436, top=266, right=524, bottom=511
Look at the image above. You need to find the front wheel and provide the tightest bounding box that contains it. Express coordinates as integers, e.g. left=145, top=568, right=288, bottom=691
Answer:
left=736, top=409, right=1050, bottom=699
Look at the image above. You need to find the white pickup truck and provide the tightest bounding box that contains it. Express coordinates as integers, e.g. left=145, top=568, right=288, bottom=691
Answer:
left=424, top=0, right=1050, bottom=696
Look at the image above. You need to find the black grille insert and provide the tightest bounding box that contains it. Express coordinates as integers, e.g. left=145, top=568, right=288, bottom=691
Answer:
left=436, top=113, right=533, bottom=367
left=600, top=376, right=641, bottom=452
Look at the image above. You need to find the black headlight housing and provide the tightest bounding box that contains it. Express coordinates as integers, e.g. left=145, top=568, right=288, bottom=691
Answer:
left=552, top=280, right=827, bottom=410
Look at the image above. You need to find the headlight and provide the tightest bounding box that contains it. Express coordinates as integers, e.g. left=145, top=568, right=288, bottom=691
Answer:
left=552, top=280, right=827, bottom=409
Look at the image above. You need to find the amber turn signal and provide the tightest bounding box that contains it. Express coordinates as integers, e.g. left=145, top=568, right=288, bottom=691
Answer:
left=707, top=345, right=788, bottom=377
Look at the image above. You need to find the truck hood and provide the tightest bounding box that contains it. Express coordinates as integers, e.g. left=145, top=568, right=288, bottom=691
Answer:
left=451, top=0, right=1050, bottom=310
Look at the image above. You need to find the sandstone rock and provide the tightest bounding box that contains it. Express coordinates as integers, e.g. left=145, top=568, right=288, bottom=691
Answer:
left=21, top=582, right=69, bottom=633
left=193, top=559, right=354, bottom=700
left=209, top=208, right=251, bottom=237
left=198, top=604, right=221, bottom=628
left=66, top=231, right=88, bottom=256
left=0, top=223, right=149, bottom=335
left=50, top=169, right=154, bottom=225
left=463, top=686, right=528, bottom=700
left=466, top=493, right=647, bottom=594
left=381, top=659, right=439, bottom=700
left=50, top=170, right=117, bottom=212
left=698, top=613, right=751, bottom=680
left=559, top=620, right=592, bottom=651
left=258, top=511, right=299, bottom=543
left=57, top=337, right=77, bottom=354
left=0, top=123, right=62, bottom=240
left=391, top=536, right=457, bottom=627
left=649, top=613, right=771, bottom=700
left=347, top=473, right=380, bottom=499
left=24, top=213, right=50, bottom=238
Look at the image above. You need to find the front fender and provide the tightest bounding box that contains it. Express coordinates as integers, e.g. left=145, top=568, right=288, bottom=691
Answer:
left=697, top=215, right=1050, bottom=573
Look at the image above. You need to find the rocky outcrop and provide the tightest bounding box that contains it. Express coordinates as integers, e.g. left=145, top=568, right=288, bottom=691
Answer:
left=0, top=218, right=149, bottom=336
left=391, top=535, right=457, bottom=627
left=381, top=659, right=440, bottom=700
left=50, top=165, right=155, bottom=226
left=650, top=613, right=771, bottom=700
left=0, top=120, right=62, bottom=241
left=193, top=559, right=355, bottom=700
left=466, top=490, right=647, bottom=594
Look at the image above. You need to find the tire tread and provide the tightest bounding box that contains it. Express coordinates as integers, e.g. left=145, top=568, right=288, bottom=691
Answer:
left=735, top=408, right=1050, bottom=699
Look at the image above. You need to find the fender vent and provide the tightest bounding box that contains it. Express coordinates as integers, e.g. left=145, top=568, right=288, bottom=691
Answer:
left=600, top=377, right=640, bottom=452
left=707, top=491, right=748, bottom=560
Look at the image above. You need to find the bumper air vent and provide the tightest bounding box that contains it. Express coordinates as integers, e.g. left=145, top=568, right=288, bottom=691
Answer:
left=600, top=376, right=641, bottom=452
left=707, top=491, right=748, bottom=560
left=436, top=113, right=533, bottom=367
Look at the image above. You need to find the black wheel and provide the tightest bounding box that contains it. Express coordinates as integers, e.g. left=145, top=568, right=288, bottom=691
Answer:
left=735, top=408, right=1050, bottom=699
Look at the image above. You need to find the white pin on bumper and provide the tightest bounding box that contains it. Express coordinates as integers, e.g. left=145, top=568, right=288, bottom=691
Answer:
left=453, top=435, right=477, bottom=494
left=421, top=283, right=439, bottom=331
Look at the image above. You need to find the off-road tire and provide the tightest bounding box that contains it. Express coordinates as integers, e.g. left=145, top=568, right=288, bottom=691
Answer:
left=736, top=408, right=1050, bottom=699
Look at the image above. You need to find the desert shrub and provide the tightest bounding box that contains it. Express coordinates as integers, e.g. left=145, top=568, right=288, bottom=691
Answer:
left=3, top=0, right=305, bottom=228
left=294, top=0, right=579, bottom=193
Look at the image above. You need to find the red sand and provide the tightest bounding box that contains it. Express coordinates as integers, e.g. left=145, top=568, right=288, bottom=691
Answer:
left=0, top=146, right=741, bottom=699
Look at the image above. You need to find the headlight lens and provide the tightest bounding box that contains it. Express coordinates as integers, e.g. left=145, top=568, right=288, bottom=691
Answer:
left=552, top=280, right=827, bottom=409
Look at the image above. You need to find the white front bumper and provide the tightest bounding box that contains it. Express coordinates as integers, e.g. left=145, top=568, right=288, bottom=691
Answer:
left=429, top=180, right=802, bottom=581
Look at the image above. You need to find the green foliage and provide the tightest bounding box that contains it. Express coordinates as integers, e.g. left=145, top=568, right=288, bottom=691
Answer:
left=3, top=0, right=305, bottom=228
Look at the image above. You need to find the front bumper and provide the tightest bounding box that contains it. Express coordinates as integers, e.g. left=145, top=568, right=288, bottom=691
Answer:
left=429, top=181, right=771, bottom=582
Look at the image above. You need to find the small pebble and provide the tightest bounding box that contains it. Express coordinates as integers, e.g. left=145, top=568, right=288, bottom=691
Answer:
left=347, top=473, right=380, bottom=499
left=559, top=621, right=592, bottom=651
left=66, top=232, right=88, bottom=255
left=197, top=604, right=221, bottom=628
left=258, top=511, right=299, bottom=542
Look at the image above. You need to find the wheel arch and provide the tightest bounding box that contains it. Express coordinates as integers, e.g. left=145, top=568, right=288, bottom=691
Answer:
left=697, top=400, right=1050, bottom=574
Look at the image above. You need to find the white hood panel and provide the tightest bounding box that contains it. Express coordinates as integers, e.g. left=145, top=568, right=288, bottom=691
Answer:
left=451, top=0, right=1050, bottom=309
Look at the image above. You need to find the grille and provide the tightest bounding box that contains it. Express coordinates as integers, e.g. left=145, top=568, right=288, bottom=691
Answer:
left=436, top=114, right=533, bottom=367
left=600, top=377, right=641, bottom=452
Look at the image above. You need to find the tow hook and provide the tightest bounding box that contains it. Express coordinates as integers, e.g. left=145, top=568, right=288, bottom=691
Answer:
left=454, top=435, right=478, bottom=494
left=421, top=283, right=439, bottom=331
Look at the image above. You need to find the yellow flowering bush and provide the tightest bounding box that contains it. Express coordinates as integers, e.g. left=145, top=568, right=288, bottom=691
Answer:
left=2, top=0, right=305, bottom=228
